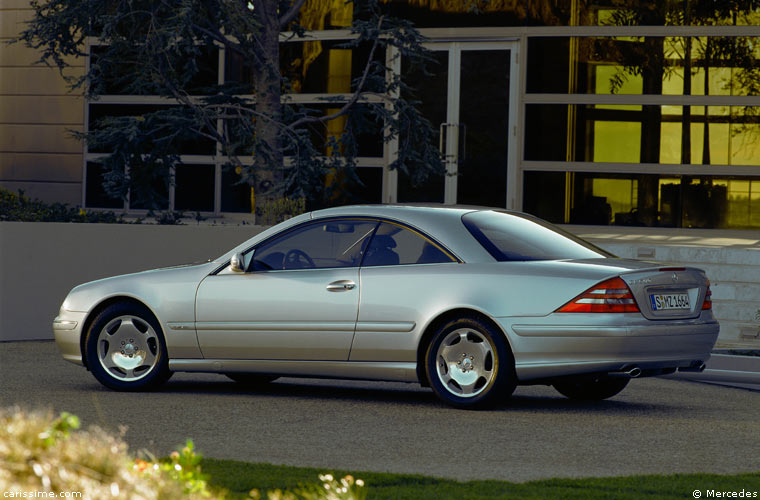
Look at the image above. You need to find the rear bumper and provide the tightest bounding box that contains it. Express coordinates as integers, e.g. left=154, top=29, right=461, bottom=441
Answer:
left=53, top=311, right=87, bottom=366
left=497, top=312, right=720, bottom=381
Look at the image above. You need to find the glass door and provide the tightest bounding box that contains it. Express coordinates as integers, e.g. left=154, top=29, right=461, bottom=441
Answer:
left=396, top=41, right=519, bottom=208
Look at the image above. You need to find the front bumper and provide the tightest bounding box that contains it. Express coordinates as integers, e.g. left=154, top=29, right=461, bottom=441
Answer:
left=53, top=311, right=87, bottom=366
left=497, top=311, right=720, bottom=382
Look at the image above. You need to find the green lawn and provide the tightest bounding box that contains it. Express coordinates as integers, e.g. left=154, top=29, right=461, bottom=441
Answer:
left=202, top=458, right=760, bottom=500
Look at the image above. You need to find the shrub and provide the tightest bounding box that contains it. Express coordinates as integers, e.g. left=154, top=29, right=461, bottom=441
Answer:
left=0, top=407, right=365, bottom=500
left=260, top=197, right=307, bottom=226
left=0, top=188, right=121, bottom=223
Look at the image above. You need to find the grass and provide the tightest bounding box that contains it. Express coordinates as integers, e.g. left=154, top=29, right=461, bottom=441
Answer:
left=202, top=458, right=760, bottom=500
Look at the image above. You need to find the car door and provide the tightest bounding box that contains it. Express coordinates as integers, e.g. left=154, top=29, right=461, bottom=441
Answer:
left=195, top=218, right=378, bottom=360
left=351, top=221, right=459, bottom=362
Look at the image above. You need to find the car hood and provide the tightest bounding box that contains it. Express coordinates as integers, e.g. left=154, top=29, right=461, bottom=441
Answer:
left=62, top=261, right=218, bottom=313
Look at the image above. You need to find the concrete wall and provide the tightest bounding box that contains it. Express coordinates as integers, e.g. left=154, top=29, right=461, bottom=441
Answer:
left=0, top=0, right=85, bottom=205
left=1, top=222, right=758, bottom=346
left=0, top=222, right=265, bottom=341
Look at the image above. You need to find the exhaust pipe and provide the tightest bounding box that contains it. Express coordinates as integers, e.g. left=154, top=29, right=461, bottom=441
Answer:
left=678, top=363, right=707, bottom=373
left=609, top=366, right=642, bottom=378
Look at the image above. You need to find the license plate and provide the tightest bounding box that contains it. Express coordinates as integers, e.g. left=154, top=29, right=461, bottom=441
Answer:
left=650, top=293, right=690, bottom=311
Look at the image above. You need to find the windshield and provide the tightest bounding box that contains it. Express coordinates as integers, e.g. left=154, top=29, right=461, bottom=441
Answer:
left=462, top=211, right=613, bottom=261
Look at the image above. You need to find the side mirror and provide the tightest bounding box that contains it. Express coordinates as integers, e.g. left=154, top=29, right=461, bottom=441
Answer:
left=230, top=253, right=246, bottom=273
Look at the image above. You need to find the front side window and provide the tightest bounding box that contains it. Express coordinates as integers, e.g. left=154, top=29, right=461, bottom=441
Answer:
left=251, top=219, right=378, bottom=271
left=462, top=211, right=613, bottom=262
left=362, top=222, right=455, bottom=267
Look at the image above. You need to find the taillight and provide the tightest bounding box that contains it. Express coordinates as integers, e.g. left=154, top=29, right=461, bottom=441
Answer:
left=556, top=277, right=640, bottom=313
left=702, top=280, right=712, bottom=310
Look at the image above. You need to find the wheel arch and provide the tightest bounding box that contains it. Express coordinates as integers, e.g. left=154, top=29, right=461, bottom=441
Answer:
left=79, top=295, right=161, bottom=369
left=415, top=308, right=514, bottom=387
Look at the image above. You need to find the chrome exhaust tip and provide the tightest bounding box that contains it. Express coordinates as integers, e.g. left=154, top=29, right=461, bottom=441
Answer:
left=609, top=366, right=642, bottom=378
left=679, top=362, right=707, bottom=373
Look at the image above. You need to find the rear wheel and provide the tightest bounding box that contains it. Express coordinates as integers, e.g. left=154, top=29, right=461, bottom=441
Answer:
left=225, top=373, right=279, bottom=386
left=553, top=375, right=629, bottom=400
left=84, top=302, right=172, bottom=391
left=425, top=316, right=516, bottom=409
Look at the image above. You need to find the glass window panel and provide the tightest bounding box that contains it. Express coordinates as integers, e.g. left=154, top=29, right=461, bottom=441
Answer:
left=92, top=46, right=218, bottom=95
left=462, top=211, right=610, bottom=261
left=316, top=166, right=383, bottom=208
left=379, top=1, right=531, bottom=28
left=524, top=171, right=760, bottom=229
left=527, top=36, right=760, bottom=96
left=526, top=104, right=760, bottom=165
left=593, top=121, right=641, bottom=163
left=85, top=162, right=123, bottom=209
left=524, top=104, right=569, bottom=162
left=252, top=219, right=378, bottom=271
left=287, top=103, right=383, bottom=158
left=88, top=104, right=216, bottom=155
left=397, top=50, right=448, bottom=203
left=287, top=0, right=356, bottom=30
left=523, top=171, right=567, bottom=224
left=221, top=166, right=252, bottom=213
left=457, top=49, right=511, bottom=208
left=354, top=167, right=382, bottom=204
left=363, top=222, right=453, bottom=267
left=730, top=122, right=760, bottom=166
left=175, top=164, right=215, bottom=212
left=278, top=40, right=385, bottom=94
left=382, top=0, right=760, bottom=27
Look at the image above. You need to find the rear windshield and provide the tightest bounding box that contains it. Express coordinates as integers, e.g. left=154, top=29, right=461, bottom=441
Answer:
left=462, top=211, right=613, bottom=261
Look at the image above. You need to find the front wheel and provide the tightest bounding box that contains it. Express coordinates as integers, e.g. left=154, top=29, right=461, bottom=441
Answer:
left=425, top=316, right=516, bottom=410
left=84, top=302, right=172, bottom=391
left=553, top=375, right=630, bottom=400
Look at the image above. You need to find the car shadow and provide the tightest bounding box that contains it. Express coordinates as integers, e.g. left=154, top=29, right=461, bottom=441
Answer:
left=143, top=376, right=672, bottom=413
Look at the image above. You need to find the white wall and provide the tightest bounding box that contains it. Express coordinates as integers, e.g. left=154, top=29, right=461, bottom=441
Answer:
left=0, top=222, right=265, bottom=341
left=1, top=222, right=758, bottom=346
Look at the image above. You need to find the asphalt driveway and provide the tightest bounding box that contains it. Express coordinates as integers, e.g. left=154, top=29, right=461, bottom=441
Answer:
left=1, top=341, right=758, bottom=482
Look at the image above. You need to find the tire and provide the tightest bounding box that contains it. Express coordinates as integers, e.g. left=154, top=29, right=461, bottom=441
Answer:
left=84, top=302, right=172, bottom=391
left=553, top=375, right=630, bottom=401
left=225, top=373, right=279, bottom=386
left=425, top=316, right=516, bottom=409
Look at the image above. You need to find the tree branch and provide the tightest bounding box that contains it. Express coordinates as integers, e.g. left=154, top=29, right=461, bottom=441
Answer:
left=279, top=0, right=308, bottom=29
left=289, top=15, right=384, bottom=129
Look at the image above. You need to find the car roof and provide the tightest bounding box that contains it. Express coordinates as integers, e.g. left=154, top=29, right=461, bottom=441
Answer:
left=217, top=204, right=503, bottom=264
left=310, top=204, right=498, bottom=263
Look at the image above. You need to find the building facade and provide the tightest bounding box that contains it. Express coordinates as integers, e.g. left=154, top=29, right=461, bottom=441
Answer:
left=3, top=0, right=760, bottom=229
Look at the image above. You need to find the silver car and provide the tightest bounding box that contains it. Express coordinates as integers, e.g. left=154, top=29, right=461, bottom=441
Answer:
left=54, top=205, right=719, bottom=409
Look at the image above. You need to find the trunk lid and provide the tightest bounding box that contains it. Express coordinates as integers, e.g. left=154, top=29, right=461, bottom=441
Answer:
left=620, top=267, right=710, bottom=320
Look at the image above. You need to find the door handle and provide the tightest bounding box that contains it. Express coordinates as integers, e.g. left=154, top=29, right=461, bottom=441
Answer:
left=326, top=280, right=356, bottom=292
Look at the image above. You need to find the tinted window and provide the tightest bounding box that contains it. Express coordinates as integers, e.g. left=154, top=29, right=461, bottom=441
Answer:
left=251, top=220, right=378, bottom=271
left=462, top=211, right=613, bottom=261
left=362, top=222, right=454, bottom=267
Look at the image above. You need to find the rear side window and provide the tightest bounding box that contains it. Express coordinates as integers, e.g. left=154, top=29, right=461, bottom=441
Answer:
left=362, top=222, right=455, bottom=267
left=462, top=211, right=613, bottom=261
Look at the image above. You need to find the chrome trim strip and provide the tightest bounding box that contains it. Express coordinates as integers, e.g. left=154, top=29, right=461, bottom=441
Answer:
left=52, top=319, right=78, bottom=330
left=512, top=322, right=718, bottom=337
left=168, top=359, right=419, bottom=383
left=355, top=322, right=416, bottom=333
left=167, top=322, right=196, bottom=331
left=194, top=322, right=356, bottom=331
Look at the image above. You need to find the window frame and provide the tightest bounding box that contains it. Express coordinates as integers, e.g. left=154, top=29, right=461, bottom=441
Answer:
left=81, top=33, right=392, bottom=215
left=236, top=216, right=459, bottom=273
